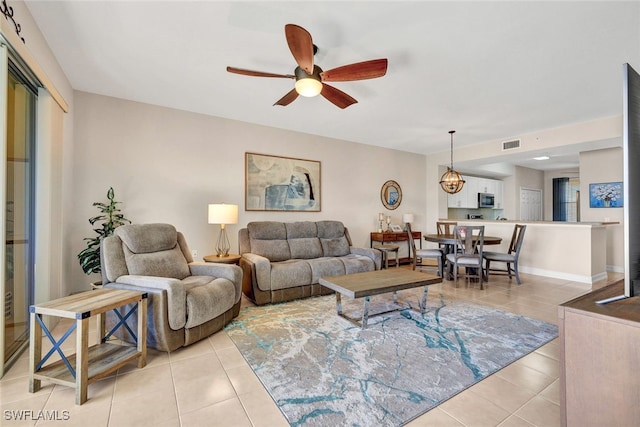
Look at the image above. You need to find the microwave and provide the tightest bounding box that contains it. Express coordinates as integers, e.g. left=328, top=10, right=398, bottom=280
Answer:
left=478, top=193, right=495, bottom=208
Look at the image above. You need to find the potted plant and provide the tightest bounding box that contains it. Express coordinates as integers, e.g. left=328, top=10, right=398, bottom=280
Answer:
left=78, top=187, right=130, bottom=285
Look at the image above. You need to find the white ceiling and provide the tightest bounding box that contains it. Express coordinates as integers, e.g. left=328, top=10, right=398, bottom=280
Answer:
left=25, top=1, right=640, bottom=173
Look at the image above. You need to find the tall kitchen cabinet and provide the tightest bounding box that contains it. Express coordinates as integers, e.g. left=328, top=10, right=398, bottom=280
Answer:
left=558, top=280, right=640, bottom=426
left=448, top=176, right=503, bottom=209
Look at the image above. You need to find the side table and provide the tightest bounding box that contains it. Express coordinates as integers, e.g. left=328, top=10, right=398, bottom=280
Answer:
left=29, top=289, right=147, bottom=405
left=203, top=254, right=241, bottom=265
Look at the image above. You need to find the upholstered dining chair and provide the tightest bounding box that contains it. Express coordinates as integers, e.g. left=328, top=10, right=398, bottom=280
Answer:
left=483, top=224, right=527, bottom=285
left=445, top=225, right=485, bottom=287
left=407, top=223, right=444, bottom=276
left=101, top=223, right=243, bottom=352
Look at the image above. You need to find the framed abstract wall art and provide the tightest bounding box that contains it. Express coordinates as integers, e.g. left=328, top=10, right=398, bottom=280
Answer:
left=589, top=182, right=623, bottom=208
left=245, top=152, right=321, bottom=211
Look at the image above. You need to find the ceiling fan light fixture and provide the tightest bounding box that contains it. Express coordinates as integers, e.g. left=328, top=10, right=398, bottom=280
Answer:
left=295, top=78, right=322, bottom=97
left=294, top=65, right=323, bottom=97
left=439, top=130, right=466, bottom=194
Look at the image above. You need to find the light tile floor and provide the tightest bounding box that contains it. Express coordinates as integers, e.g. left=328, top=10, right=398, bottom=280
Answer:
left=0, top=270, right=623, bottom=426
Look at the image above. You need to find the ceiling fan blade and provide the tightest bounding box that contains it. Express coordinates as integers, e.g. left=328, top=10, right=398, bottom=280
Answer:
left=320, top=59, right=388, bottom=82
left=285, top=24, right=314, bottom=74
left=226, top=66, right=294, bottom=79
left=274, top=89, right=299, bottom=107
left=320, top=84, right=358, bottom=109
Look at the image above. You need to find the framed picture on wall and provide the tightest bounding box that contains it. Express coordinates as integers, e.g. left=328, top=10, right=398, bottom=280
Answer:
left=245, top=152, right=321, bottom=211
left=589, top=182, right=623, bottom=208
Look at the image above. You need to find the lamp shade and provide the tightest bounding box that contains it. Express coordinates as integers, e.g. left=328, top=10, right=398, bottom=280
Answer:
left=402, top=213, right=414, bottom=224
left=208, top=204, right=238, bottom=225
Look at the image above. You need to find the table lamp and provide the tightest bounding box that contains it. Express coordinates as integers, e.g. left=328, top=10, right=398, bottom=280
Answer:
left=402, top=213, right=414, bottom=231
left=208, top=203, right=239, bottom=257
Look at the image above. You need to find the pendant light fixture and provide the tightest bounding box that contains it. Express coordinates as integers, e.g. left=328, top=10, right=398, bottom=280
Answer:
left=439, top=130, right=466, bottom=194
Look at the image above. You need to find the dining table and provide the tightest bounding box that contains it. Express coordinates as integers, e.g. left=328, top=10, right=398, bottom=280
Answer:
left=423, top=233, right=503, bottom=249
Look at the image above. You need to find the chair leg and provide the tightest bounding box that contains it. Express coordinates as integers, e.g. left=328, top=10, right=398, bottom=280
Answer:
left=506, top=262, right=513, bottom=280
left=437, top=256, right=443, bottom=277
left=453, top=263, right=459, bottom=287
left=514, top=262, right=521, bottom=285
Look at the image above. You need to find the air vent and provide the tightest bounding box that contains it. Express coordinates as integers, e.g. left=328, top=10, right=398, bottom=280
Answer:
left=502, top=139, right=521, bottom=150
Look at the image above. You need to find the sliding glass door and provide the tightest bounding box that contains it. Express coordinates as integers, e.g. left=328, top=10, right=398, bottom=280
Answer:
left=3, top=62, right=36, bottom=370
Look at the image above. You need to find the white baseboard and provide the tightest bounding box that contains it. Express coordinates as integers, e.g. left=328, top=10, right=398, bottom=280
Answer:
left=518, top=266, right=603, bottom=286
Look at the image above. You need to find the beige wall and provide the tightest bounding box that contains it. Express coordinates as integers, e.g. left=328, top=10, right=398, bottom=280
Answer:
left=70, top=91, right=428, bottom=294
left=580, top=147, right=624, bottom=272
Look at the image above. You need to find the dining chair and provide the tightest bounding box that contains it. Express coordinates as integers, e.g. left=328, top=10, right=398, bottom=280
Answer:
left=436, top=221, right=457, bottom=235
left=436, top=221, right=458, bottom=253
left=407, top=223, right=444, bottom=276
left=483, top=224, right=527, bottom=285
left=445, top=225, right=485, bottom=288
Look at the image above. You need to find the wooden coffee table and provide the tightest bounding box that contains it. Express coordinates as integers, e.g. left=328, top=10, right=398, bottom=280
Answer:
left=319, top=269, right=442, bottom=328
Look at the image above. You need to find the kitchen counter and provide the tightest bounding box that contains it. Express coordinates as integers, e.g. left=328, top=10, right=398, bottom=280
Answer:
left=434, top=219, right=611, bottom=285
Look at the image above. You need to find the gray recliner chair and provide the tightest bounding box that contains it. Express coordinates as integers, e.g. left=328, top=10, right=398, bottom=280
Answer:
left=101, top=223, right=242, bottom=352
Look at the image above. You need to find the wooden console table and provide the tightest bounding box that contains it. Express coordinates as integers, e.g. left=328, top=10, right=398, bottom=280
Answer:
left=29, top=289, right=147, bottom=405
left=370, top=231, right=421, bottom=265
left=558, top=279, right=640, bottom=426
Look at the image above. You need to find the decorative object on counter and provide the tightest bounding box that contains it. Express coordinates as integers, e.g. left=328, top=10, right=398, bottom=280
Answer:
left=208, top=203, right=238, bottom=257
left=402, top=213, right=414, bottom=231
left=245, top=152, right=320, bottom=211
left=440, top=130, right=466, bottom=194
left=377, top=212, right=385, bottom=232
left=390, top=224, right=403, bottom=232
left=386, top=215, right=392, bottom=231
left=589, top=182, right=623, bottom=208
left=380, top=179, right=402, bottom=209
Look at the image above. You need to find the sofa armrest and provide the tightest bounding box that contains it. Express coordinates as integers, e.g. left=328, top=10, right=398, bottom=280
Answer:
left=241, top=253, right=272, bottom=291
left=188, top=262, right=243, bottom=303
left=350, top=246, right=382, bottom=270
left=113, top=275, right=186, bottom=330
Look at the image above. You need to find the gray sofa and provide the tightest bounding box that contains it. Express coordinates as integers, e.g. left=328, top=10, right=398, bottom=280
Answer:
left=101, top=223, right=242, bottom=352
left=239, top=220, right=381, bottom=305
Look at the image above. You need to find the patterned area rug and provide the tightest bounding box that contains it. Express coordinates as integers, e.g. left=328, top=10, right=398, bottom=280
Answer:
left=225, top=293, right=558, bottom=426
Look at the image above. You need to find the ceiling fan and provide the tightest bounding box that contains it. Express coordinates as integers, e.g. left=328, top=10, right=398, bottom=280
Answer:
left=226, top=24, right=388, bottom=109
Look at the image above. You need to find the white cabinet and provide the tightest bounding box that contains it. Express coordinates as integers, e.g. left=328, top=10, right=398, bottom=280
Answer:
left=465, top=178, right=478, bottom=208
left=493, top=180, right=504, bottom=209
left=447, top=176, right=504, bottom=209
left=447, top=187, right=465, bottom=208
left=447, top=176, right=478, bottom=208
left=477, top=178, right=495, bottom=194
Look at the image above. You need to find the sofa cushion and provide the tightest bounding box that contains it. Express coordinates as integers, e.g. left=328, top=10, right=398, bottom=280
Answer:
left=248, top=222, right=291, bottom=262
left=117, top=223, right=178, bottom=253
left=340, top=254, right=376, bottom=274
left=306, top=257, right=346, bottom=284
left=123, top=245, right=191, bottom=280
left=317, top=220, right=350, bottom=257
left=270, top=260, right=312, bottom=291
left=285, top=221, right=323, bottom=259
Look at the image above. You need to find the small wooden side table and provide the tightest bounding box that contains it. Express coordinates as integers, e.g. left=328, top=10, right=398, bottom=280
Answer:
left=29, top=289, right=147, bottom=405
left=203, top=254, right=241, bottom=265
